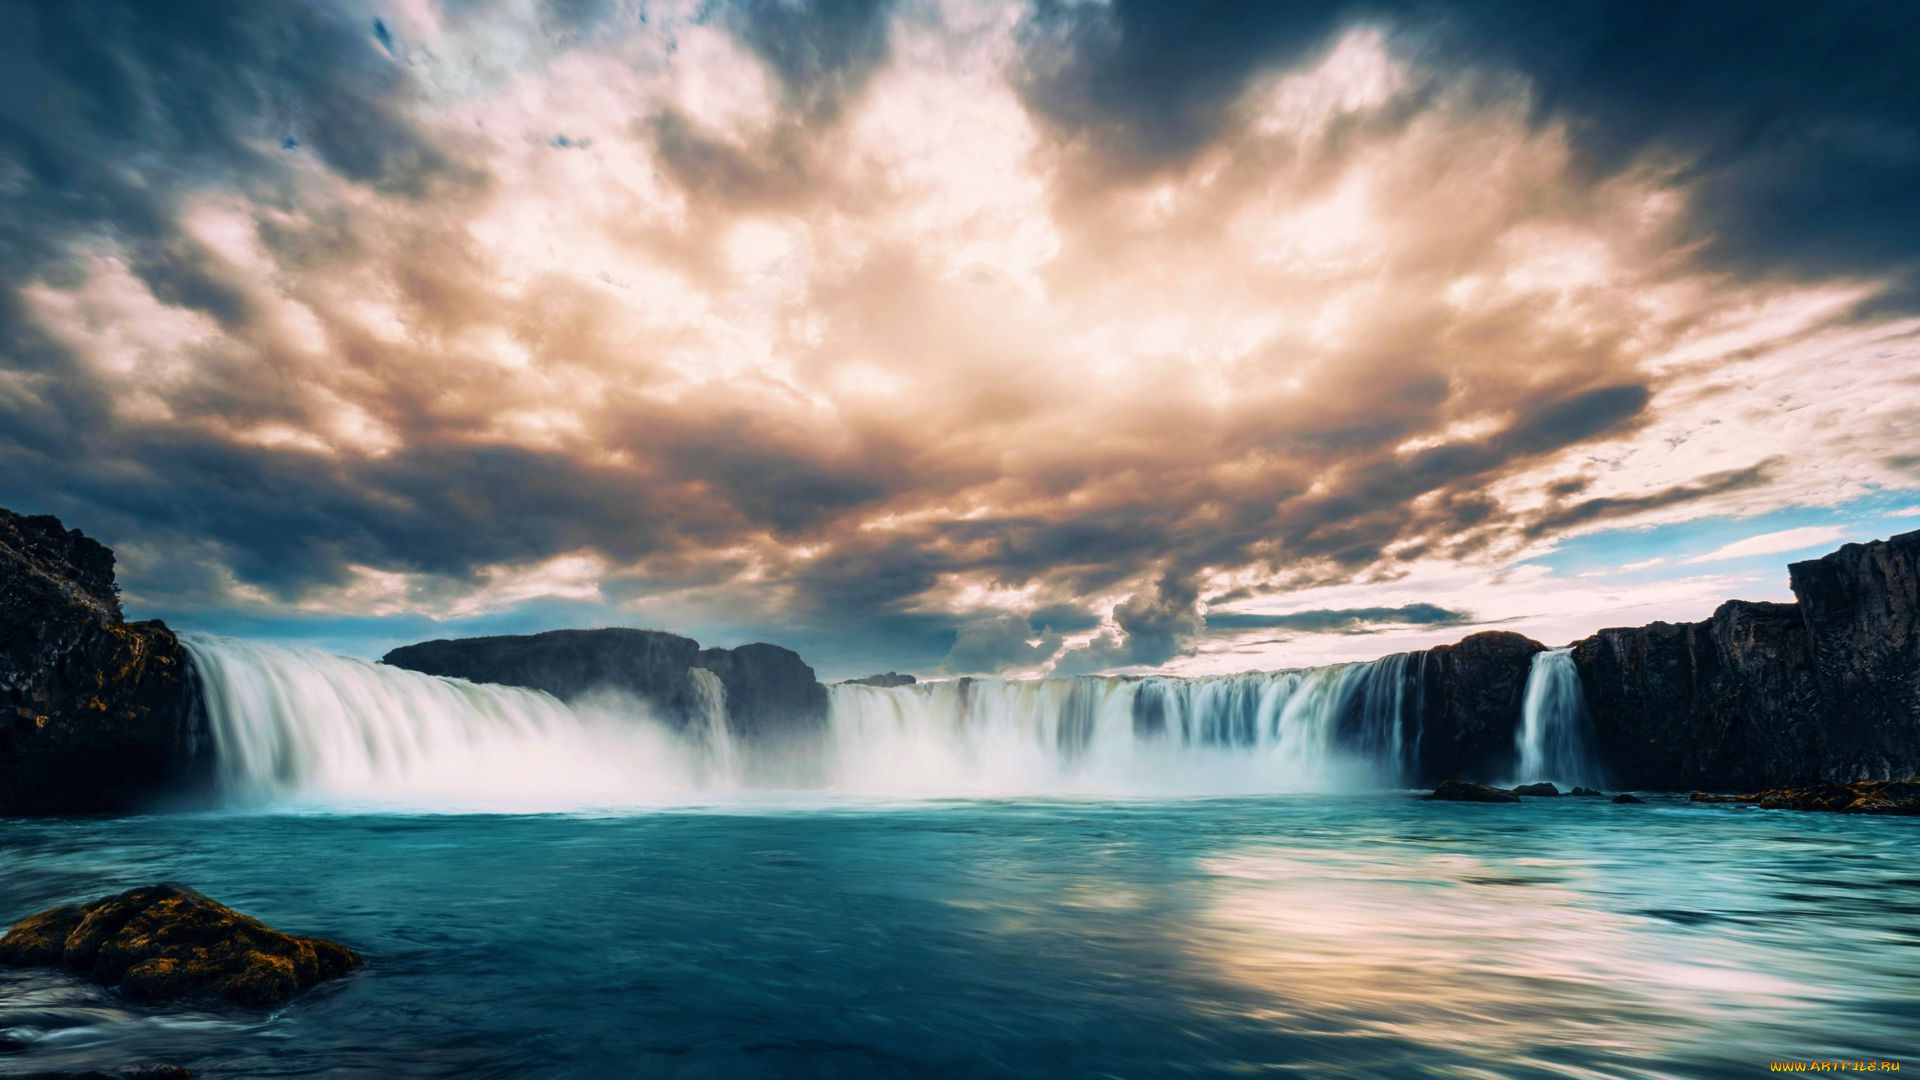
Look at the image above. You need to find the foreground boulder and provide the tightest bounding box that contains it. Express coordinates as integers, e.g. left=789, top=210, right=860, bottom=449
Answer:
left=1690, top=780, right=1920, bottom=815
left=1, top=509, right=204, bottom=815
left=1424, top=780, right=1521, bottom=803
left=0, top=885, right=360, bottom=1006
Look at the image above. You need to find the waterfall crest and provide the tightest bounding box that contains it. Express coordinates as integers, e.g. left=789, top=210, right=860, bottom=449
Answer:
left=1514, top=648, right=1601, bottom=788
left=182, top=634, right=1437, bottom=807
left=825, top=654, right=1425, bottom=796
left=181, top=634, right=716, bottom=809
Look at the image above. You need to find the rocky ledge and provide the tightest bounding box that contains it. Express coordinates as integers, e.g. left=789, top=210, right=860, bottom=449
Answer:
left=1, top=509, right=203, bottom=815
left=1689, top=780, right=1920, bottom=815
left=0, top=885, right=360, bottom=1006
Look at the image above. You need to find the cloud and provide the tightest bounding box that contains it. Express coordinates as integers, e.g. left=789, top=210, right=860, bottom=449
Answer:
left=942, top=611, right=1064, bottom=675
left=1681, top=525, right=1852, bottom=565
left=1206, top=603, right=1474, bottom=634
left=0, top=2, right=1916, bottom=677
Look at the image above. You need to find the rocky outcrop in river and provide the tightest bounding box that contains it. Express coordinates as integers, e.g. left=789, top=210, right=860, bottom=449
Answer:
left=382, top=628, right=830, bottom=751
left=1, top=509, right=202, bottom=815
left=0, top=884, right=360, bottom=1005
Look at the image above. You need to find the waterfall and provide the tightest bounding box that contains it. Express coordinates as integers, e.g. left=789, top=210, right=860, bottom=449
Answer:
left=180, top=634, right=718, bottom=809
left=824, top=655, right=1425, bottom=797
left=1514, top=648, right=1601, bottom=788
left=180, top=633, right=1433, bottom=807
left=687, top=667, right=739, bottom=786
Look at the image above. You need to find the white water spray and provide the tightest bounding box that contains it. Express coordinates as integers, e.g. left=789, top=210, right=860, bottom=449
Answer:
left=824, top=653, right=1424, bottom=797
left=180, top=634, right=721, bottom=810
left=1514, top=648, right=1601, bottom=788
left=181, top=634, right=1437, bottom=808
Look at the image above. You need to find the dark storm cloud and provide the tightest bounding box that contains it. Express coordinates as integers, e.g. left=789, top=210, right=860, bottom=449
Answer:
left=943, top=612, right=1064, bottom=675
left=0, top=1, right=469, bottom=294
left=1207, top=602, right=1473, bottom=634
left=2, top=0, right=1902, bottom=679
left=1015, top=0, right=1920, bottom=297
left=721, top=0, right=898, bottom=121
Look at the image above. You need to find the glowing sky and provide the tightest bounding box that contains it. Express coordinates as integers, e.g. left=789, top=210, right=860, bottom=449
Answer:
left=3, top=1, right=1918, bottom=678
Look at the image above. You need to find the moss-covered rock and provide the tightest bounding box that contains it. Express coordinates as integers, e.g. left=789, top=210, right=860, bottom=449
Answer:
left=0, top=885, right=360, bottom=1006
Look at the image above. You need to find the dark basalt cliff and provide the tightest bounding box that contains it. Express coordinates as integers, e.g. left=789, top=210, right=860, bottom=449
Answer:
left=1789, top=531, right=1920, bottom=779
left=1565, top=530, right=1920, bottom=789
left=1412, top=631, right=1543, bottom=785
left=383, top=628, right=708, bottom=721
left=382, top=628, right=830, bottom=753
left=1, top=509, right=202, bottom=815
left=1573, top=600, right=1828, bottom=790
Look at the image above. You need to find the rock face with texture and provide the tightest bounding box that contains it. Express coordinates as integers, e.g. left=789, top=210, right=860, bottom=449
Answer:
left=1412, top=632, right=1544, bottom=785
left=0, top=885, right=360, bottom=1006
left=1573, top=600, right=1827, bottom=791
left=1, top=509, right=203, bottom=815
left=383, top=628, right=707, bottom=720
left=1571, top=530, right=1920, bottom=790
left=1690, top=780, right=1920, bottom=815
left=383, top=628, right=831, bottom=755
left=1788, top=531, right=1920, bottom=779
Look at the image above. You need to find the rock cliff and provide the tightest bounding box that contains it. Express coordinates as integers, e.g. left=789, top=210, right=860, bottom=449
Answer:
left=1, top=509, right=202, bottom=815
left=1412, top=631, right=1543, bottom=785
left=381, top=628, right=831, bottom=755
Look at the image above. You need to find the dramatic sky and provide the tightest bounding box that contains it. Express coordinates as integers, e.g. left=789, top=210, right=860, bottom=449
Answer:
left=3, top=0, right=1918, bottom=679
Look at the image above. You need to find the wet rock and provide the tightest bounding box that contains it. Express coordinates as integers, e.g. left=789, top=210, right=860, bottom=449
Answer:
left=844, top=672, right=916, bottom=688
left=1424, top=780, right=1521, bottom=803
left=1, top=508, right=205, bottom=815
left=1690, top=780, right=1920, bottom=815
left=1611, top=793, right=1644, bottom=804
left=1510, top=782, right=1560, bottom=797
left=1570, top=786, right=1603, bottom=797
left=0, top=885, right=360, bottom=1006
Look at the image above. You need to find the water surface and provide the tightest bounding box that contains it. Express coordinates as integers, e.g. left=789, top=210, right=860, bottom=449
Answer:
left=1, top=796, right=1913, bottom=1078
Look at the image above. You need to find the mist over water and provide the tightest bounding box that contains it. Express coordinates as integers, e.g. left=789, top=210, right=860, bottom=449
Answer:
left=182, top=636, right=1437, bottom=809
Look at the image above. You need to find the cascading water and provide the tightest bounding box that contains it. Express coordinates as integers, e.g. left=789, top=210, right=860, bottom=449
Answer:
left=180, top=634, right=720, bottom=809
left=824, top=654, right=1426, bottom=797
left=180, top=633, right=1436, bottom=807
left=1514, top=648, right=1601, bottom=788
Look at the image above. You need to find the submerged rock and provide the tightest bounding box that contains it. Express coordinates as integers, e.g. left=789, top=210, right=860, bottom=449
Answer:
left=1570, top=786, right=1603, bottom=797
left=1611, top=793, right=1645, bottom=804
left=0, top=885, right=360, bottom=1006
left=1, top=508, right=204, bottom=815
left=1425, top=780, right=1521, bottom=803
left=1690, top=780, right=1920, bottom=815
left=1510, top=782, right=1561, bottom=797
